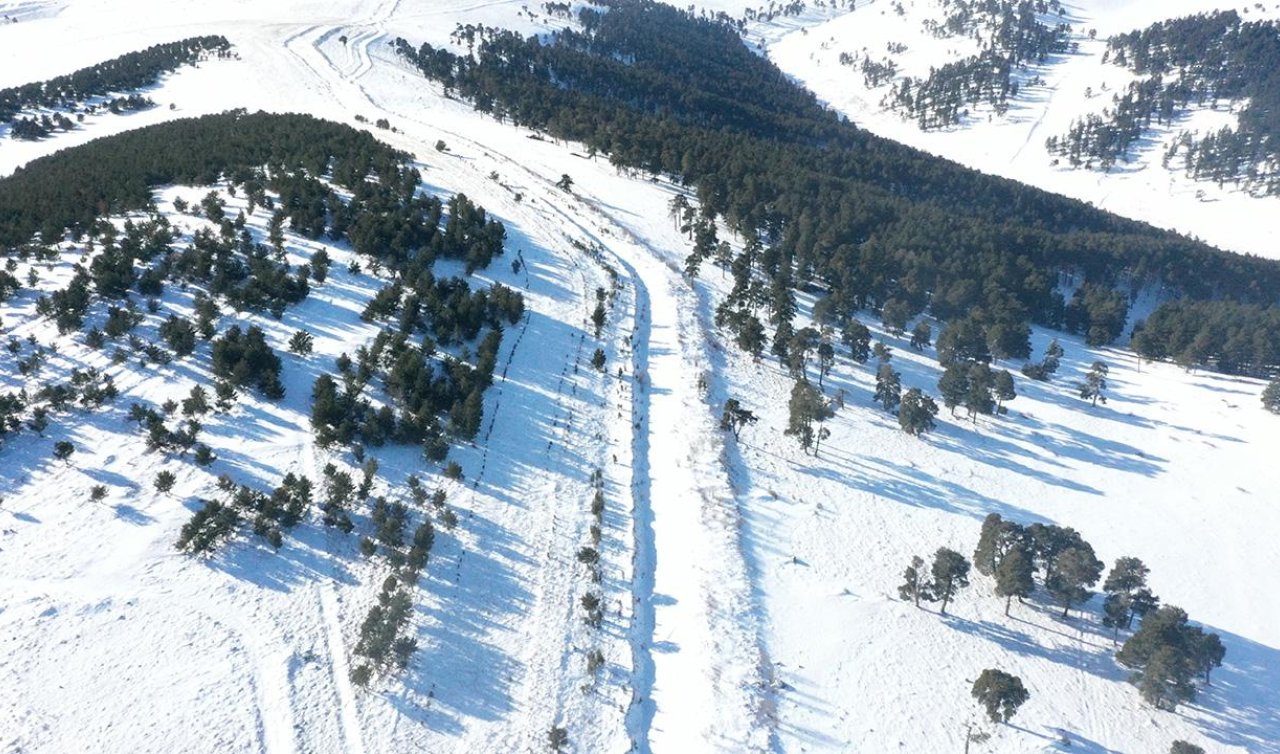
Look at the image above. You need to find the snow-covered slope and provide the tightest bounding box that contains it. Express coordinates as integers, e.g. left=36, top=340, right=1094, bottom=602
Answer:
left=0, top=1, right=1277, bottom=753
left=723, top=0, right=1280, bottom=259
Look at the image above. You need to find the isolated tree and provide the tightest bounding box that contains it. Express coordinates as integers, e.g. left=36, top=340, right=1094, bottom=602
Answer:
left=872, top=341, right=893, bottom=364
left=993, top=370, right=1016, bottom=413
left=841, top=319, right=871, bottom=363
left=155, top=470, right=177, bottom=494
left=898, top=388, right=938, bottom=436
left=1169, top=742, right=1205, bottom=754
left=556, top=174, right=573, bottom=191
left=995, top=547, right=1035, bottom=615
left=720, top=398, right=759, bottom=440
left=874, top=364, right=902, bottom=413
left=289, top=330, right=314, bottom=355
left=53, top=440, right=75, bottom=464
left=910, top=321, right=932, bottom=351
left=971, top=669, right=1029, bottom=723
left=1262, top=380, right=1280, bottom=414
left=898, top=555, right=930, bottom=607
left=938, top=364, right=968, bottom=416
left=1078, top=360, right=1109, bottom=406
left=930, top=547, right=971, bottom=615
left=1046, top=545, right=1104, bottom=617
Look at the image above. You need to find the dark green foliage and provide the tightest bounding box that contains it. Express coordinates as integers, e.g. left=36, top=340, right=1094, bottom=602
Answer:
left=289, top=330, right=314, bottom=355
left=1170, top=742, right=1205, bottom=754
left=874, top=364, right=902, bottom=413
left=1263, top=380, right=1280, bottom=414
left=909, top=321, right=932, bottom=351
left=963, top=362, right=996, bottom=420
left=719, top=397, right=758, bottom=440
left=1078, top=360, right=1109, bottom=406
left=930, top=547, right=971, bottom=615
left=785, top=379, right=832, bottom=454
left=354, top=575, right=417, bottom=673
left=841, top=319, right=871, bottom=363
left=897, top=388, right=938, bottom=437
left=159, top=315, right=197, bottom=357
left=1132, top=301, right=1279, bottom=376
left=971, top=669, right=1030, bottom=723
left=175, top=499, right=239, bottom=554
left=396, top=2, right=1280, bottom=378
left=993, top=370, right=1016, bottom=412
left=898, top=555, right=930, bottom=607
left=53, top=440, right=74, bottom=463
left=548, top=726, right=568, bottom=752
left=1117, top=606, right=1224, bottom=710
left=591, top=348, right=606, bottom=371
left=212, top=326, right=284, bottom=399
left=0, top=36, right=231, bottom=129
left=995, top=547, right=1035, bottom=615
left=1102, top=557, right=1159, bottom=638
left=155, top=470, right=177, bottom=494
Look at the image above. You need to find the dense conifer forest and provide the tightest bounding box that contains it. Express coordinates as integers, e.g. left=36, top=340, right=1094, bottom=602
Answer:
left=0, top=36, right=231, bottom=139
left=397, top=0, right=1279, bottom=375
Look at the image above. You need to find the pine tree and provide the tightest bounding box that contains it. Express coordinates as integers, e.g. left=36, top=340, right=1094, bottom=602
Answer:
left=993, top=369, right=1016, bottom=413
left=964, top=362, right=996, bottom=420
left=841, top=319, right=870, bottom=363
left=909, top=321, right=932, bottom=351
left=1169, top=742, right=1205, bottom=754
left=53, top=440, right=74, bottom=464
left=930, top=547, right=970, bottom=615
left=938, top=364, right=968, bottom=416
left=898, top=555, right=930, bottom=607
left=720, top=398, right=759, bottom=440
left=1046, top=545, right=1103, bottom=617
left=874, top=364, right=901, bottom=413
left=1102, top=557, right=1158, bottom=635
left=1078, top=360, right=1109, bottom=406
left=971, top=669, right=1029, bottom=723
left=1262, top=380, right=1280, bottom=414
left=995, top=547, right=1035, bottom=615
left=897, top=388, right=938, bottom=436
left=155, top=470, right=177, bottom=494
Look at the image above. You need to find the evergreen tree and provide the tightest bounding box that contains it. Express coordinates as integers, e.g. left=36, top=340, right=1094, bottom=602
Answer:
left=1169, top=743, right=1205, bottom=754
left=964, top=362, right=996, bottom=420
left=995, top=547, right=1035, bottom=615
left=155, top=470, right=177, bottom=494
left=785, top=379, right=829, bottom=454
left=1262, top=380, right=1280, bottom=414
left=1117, top=605, right=1221, bottom=711
left=971, top=669, right=1029, bottom=723
left=1078, top=360, right=1110, bottom=406
left=841, top=319, right=871, bottom=363
left=993, top=369, right=1016, bottom=413
left=898, top=555, right=930, bottom=607
left=874, top=364, right=902, bottom=413
left=53, top=440, right=74, bottom=464
left=897, top=388, right=938, bottom=436
left=930, top=547, right=971, bottom=615
left=909, top=321, right=932, bottom=351
left=1046, top=545, right=1104, bottom=617
left=938, top=364, right=968, bottom=416
left=1102, top=557, right=1159, bottom=637
left=720, top=398, right=758, bottom=440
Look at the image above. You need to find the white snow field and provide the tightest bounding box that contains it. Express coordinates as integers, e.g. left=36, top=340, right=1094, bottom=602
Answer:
left=712, top=0, right=1280, bottom=260
left=0, top=1, right=1277, bottom=753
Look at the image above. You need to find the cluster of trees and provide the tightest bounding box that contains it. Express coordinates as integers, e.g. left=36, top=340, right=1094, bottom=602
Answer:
left=1132, top=300, right=1280, bottom=377
left=1, top=36, right=231, bottom=133
left=175, top=473, right=314, bottom=553
left=885, top=0, right=1070, bottom=129
left=396, top=0, right=1280, bottom=382
left=1049, top=11, right=1280, bottom=196
left=968, top=513, right=1224, bottom=710
left=211, top=326, right=285, bottom=399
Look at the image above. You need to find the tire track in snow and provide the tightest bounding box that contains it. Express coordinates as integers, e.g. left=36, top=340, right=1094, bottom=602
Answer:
left=319, top=584, right=367, bottom=754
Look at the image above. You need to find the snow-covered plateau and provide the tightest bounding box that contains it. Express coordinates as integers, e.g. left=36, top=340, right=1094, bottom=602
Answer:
left=0, top=1, right=1276, bottom=753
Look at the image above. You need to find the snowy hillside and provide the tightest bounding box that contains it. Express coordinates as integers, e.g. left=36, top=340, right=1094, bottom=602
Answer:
left=721, top=0, right=1280, bottom=259
left=0, top=2, right=1277, bottom=754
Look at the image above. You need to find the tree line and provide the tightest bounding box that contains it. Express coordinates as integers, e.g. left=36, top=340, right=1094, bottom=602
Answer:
left=395, top=0, right=1280, bottom=377
left=1, top=36, right=231, bottom=137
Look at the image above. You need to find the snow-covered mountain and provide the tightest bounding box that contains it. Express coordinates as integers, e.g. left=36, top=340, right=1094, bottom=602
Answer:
left=0, top=2, right=1276, bottom=754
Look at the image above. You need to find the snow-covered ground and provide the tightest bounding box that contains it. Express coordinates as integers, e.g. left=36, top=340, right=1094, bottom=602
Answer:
left=720, top=0, right=1280, bottom=259
left=0, top=1, right=1277, bottom=753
